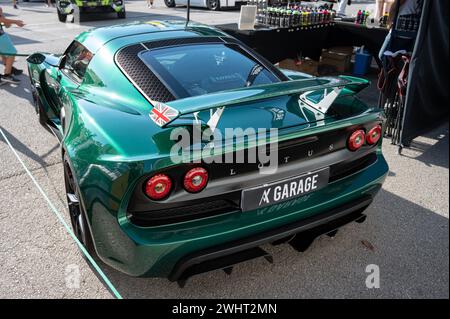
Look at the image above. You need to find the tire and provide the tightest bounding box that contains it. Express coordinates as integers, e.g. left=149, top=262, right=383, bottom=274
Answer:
left=57, top=10, right=67, bottom=23
left=164, top=0, right=176, bottom=8
left=206, top=0, right=220, bottom=11
left=63, top=154, right=95, bottom=257
left=117, top=10, right=126, bottom=19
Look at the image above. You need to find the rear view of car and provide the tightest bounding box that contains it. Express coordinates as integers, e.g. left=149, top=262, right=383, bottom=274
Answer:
left=56, top=0, right=126, bottom=23
left=26, top=21, right=388, bottom=286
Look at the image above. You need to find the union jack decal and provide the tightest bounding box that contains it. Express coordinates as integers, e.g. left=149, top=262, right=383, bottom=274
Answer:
left=149, top=101, right=179, bottom=127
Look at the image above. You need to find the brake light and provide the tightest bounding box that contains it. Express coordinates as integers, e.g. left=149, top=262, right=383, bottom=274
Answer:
left=366, top=125, right=382, bottom=145
left=183, top=167, right=208, bottom=193
left=145, top=174, right=172, bottom=200
left=348, top=129, right=366, bottom=151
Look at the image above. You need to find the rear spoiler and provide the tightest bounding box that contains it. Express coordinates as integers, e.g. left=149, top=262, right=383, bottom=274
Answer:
left=151, top=76, right=369, bottom=128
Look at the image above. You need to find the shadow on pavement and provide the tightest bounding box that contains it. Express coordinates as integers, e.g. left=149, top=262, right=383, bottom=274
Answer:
left=88, top=189, right=448, bottom=299
left=401, top=124, right=449, bottom=169
left=0, top=125, right=52, bottom=167
left=8, top=33, right=41, bottom=45
left=0, top=72, right=35, bottom=108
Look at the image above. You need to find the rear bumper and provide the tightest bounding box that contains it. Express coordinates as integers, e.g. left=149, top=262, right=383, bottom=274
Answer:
left=92, top=152, right=388, bottom=278
left=79, top=5, right=123, bottom=13
left=170, top=195, right=372, bottom=286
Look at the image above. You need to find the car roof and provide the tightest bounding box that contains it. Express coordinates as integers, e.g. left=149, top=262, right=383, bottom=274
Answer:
left=75, top=20, right=230, bottom=53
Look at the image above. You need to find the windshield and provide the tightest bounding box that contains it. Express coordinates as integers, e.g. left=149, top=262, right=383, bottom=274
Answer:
left=138, top=43, right=280, bottom=98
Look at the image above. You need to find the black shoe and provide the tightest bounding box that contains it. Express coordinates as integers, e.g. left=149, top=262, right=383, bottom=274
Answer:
left=14, top=4, right=18, bottom=9
left=1, top=74, right=21, bottom=84
left=12, top=67, right=23, bottom=76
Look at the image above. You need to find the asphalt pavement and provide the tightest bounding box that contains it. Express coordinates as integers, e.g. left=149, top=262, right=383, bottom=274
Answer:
left=0, top=0, right=448, bottom=299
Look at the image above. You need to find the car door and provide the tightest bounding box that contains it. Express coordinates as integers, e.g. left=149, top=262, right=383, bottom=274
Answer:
left=177, top=0, right=204, bottom=7
left=45, top=41, right=93, bottom=130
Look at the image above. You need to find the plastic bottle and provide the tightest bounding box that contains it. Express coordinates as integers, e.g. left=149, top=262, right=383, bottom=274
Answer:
left=356, top=10, right=362, bottom=24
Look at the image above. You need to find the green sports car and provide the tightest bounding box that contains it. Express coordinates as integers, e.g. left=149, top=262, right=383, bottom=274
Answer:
left=27, top=21, right=388, bottom=286
left=56, top=0, right=126, bottom=23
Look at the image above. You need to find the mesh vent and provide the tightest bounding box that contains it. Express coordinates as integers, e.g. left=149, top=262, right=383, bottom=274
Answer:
left=116, top=44, right=174, bottom=102
left=142, top=36, right=223, bottom=50
left=115, top=37, right=225, bottom=103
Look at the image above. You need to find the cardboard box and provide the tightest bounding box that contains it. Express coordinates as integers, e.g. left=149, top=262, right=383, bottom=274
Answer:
left=321, top=46, right=353, bottom=73
left=278, top=58, right=320, bottom=76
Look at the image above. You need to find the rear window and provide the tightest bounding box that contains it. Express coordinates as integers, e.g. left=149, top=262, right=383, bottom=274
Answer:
left=138, top=43, right=280, bottom=98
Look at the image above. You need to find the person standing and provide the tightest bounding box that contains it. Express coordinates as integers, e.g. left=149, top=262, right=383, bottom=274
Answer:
left=378, top=0, right=422, bottom=60
left=0, top=6, right=24, bottom=84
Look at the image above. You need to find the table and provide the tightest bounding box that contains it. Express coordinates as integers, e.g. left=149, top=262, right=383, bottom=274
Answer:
left=217, top=23, right=333, bottom=63
left=327, top=22, right=389, bottom=66
left=217, top=22, right=389, bottom=66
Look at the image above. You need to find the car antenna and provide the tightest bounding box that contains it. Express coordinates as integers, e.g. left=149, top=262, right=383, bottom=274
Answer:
left=185, top=0, right=191, bottom=28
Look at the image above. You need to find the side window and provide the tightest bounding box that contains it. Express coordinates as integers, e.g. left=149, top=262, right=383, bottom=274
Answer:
left=63, top=41, right=93, bottom=80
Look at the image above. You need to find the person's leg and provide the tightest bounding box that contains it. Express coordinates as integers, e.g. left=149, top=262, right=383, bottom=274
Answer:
left=375, top=0, right=384, bottom=20
left=384, top=0, right=394, bottom=17
left=2, top=56, right=22, bottom=75
left=0, top=34, right=20, bottom=82
left=3, top=56, right=13, bottom=75
left=337, top=0, right=348, bottom=17
left=1, top=56, right=20, bottom=83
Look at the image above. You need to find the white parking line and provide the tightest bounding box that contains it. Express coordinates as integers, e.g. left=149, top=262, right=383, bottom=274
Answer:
left=0, top=127, right=122, bottom=299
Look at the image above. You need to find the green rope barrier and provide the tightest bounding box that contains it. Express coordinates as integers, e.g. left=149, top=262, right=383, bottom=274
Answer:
left=0, top=52, right=30, bottom=57
left=0, top=127, right=123, bottom=299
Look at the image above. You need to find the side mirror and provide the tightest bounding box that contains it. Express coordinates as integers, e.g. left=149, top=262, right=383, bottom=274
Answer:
left=26, top=53, right=46, bottom=65
left=58, top=55, right=67, bottom=70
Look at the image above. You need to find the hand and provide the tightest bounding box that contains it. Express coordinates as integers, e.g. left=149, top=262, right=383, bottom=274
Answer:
left=15, top=20, right=25, bottom=27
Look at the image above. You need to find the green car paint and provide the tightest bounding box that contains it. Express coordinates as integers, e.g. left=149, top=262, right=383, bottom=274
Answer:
left=27, top=21, right=389, bottom=278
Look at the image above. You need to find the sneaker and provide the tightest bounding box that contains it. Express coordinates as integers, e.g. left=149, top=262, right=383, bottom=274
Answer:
left=12, top=67, right=23, bottom=76
left=1, top=74, right=21, bottom=84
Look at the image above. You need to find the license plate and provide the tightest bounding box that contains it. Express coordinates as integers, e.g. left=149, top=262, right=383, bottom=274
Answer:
left=240, top=167, right=330, bottom=212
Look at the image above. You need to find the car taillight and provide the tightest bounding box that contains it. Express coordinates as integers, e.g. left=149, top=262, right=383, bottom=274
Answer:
left=348, top=129, right=366, bottom=151
left=183, top=167, right=208, bottom=193
left=145, top=174, right=172, bottom=200
left=366, top=125, right=382, bottom=145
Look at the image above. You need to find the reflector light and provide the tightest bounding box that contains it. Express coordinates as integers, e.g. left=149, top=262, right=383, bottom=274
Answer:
left=184, top=167, right=208, bottom=193
left=366, top=125, right=382, bottom=145
left=145, top=174, right=172, bottom=200
left=348, top=130, right=366, bottom=151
